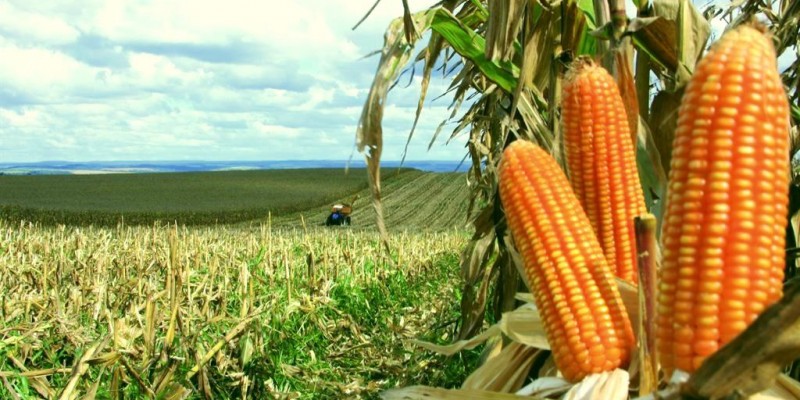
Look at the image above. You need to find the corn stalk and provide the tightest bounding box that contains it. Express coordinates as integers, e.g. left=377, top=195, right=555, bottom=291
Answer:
left=355, top=0, right=799, bottom=385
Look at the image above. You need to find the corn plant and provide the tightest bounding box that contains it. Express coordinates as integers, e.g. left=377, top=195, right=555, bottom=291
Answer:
left=355, top=0, right=800, bottom=397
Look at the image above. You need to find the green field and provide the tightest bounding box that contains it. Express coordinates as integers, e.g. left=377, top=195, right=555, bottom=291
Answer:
left=0, top=168, right=478, bottom=399
left=0, top=168, right=470, bottom=228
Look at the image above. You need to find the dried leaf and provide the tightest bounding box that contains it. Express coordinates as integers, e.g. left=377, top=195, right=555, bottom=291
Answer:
left=753, top=375, right=800, bottom=399
left=636, top=117, right=668, bottom=226
left=615, top=45, right=640, bottom=144
left=462, top=341, right=540, bottom=392
left=155, top=383, right=192, bottom=400
left=484, top=0, right=527, bottom=62
left=648, top=88, right=682, bottom=177
left=414, top=301, right=548, bottom=356
left=515, top=376, right=572, bottom=397
left=512, top=3, right=552, bottom=116
left=631, top=0, right=710, bottom=88
left=186, top=314, right=257, bottom=380
left=381, top=385, right=542, bottom=399
left=81, top=366, right=104, bottom=400
left=6, top=354, right=55, bottom=398
left=457, top=207, right=497, bottom=339
left=57, top=337, right=109, bottom=400
left=401, top=35, right=444, bottom=164
left=563, top=370, right=630, bottom=400
left=356, top=9, right=436, bottom=249
left=631, top=16, right=678, bottom=71
left=617, top=278, right=641, bottom=337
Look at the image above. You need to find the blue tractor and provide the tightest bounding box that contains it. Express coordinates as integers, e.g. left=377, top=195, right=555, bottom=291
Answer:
left=325, top=203, right=352, bottom=226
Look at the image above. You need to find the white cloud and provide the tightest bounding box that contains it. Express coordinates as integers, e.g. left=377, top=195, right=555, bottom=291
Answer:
left=0, top=2, right=80, bottom=45
left=0, top=0, right=469, bottom=163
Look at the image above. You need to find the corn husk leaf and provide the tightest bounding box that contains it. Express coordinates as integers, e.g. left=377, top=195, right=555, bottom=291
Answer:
left=614, top=44, right=639, bottom=144
left=563, top=369, right=630, bottom=400
left=752, top=375, right=800, bottom=399
left=617, top=278, right=640, bottom=335
left=515, top=376, right=571, bottom=397
left=381, top=386, right=542, bottom=399
left=462, top=341, right=540, bottom=392
left=413, top=302, right=548, bottom=355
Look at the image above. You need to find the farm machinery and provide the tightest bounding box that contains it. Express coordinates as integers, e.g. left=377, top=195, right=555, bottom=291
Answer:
left=325, top=203, right=352, bottom=226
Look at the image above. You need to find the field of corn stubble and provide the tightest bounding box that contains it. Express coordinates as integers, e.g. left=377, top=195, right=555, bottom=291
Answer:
left=0, top=219, right=480, bottom=399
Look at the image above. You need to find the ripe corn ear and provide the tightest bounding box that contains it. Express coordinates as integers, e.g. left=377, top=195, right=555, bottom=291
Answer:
left=656, top=24, right=790, bottom=375
left=499, top=140, right=635, bottom=382
left=562, top=59, right=647, bottom=284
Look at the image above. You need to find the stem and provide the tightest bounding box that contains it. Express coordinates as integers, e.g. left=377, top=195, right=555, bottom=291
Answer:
left=635, top=214, right=659, bottom=396
left=592, top=0, right=611, bottom=65
left=609, top=0, right=628, bottom=39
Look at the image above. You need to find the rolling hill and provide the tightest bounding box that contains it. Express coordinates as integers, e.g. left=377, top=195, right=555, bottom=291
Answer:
left=0, top=168, right=472, bottom=230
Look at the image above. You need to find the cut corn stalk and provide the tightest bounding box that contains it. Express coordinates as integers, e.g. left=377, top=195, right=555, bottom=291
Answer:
left=498, top=140, right=635, bottom=382
left=657, top=24, right=791, bottom=376
left=562, top=58, right=647, bottom=285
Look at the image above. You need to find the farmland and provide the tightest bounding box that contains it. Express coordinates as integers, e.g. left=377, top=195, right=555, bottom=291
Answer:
left=0, top=168, right=382, bottom=226
left=0, top=168, right=470, bottom=230
left=0, top=169, right=478, bottom=399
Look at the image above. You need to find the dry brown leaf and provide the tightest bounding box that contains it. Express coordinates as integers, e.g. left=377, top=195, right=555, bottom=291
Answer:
left=484, top=0, right=527, bottom=62
left=648, top=88, right=682, bottom=177
left=777, top=374, right=800, bottom=398
left=356, top=9, right=437, bottom=251
left=413, top=302, right=548, bottom=356
left=462, top=341, right=540, bottom=392
left=6, top=354, right=56, bottom=398
left=381, top=385, right=542, bottom=399
left=617, top=278, right=640, bottom=336
left=615, top=45, right=640, bottom=145
left=186, top=314, right=257, bottom=380
left=754, top=374, right=800, bottom=400
left=57, top=337, right=109, bottom=400
left=156, top=383, right=192, bottom=400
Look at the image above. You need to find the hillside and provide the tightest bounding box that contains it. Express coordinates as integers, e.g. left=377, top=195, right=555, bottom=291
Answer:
left=270, top=170, right=472, bottom=231
left=0, top=168, right=471, bottom=230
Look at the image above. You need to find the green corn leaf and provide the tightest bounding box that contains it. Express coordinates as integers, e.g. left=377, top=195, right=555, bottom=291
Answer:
left=430, top=9, right=519, bottom=93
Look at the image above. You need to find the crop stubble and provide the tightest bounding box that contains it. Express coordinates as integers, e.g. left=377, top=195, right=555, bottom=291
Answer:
left=0, top=221, right=475, bottom=398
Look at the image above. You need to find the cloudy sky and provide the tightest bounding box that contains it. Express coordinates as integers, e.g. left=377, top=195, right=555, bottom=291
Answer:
left=1, top=1, right=795, bottom=164
left=0, top=0, right=464, bottom=163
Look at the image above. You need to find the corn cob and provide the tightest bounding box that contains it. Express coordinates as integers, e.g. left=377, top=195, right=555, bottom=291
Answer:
left=656, top=24, right=790, bottom=374
left=562, top=59, right=647, bottom=284
left=499, top=140, right=635, bottom=382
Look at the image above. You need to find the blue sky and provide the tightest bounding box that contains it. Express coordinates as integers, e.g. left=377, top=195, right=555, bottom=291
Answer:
left=0, top=1, right=795, bottom=163
left=0, top=0, right=463, bottom=163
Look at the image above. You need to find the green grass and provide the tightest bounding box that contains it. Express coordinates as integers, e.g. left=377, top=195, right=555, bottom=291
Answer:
left=0, top=168, right=416, bottom=226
